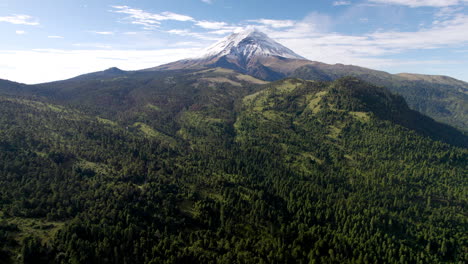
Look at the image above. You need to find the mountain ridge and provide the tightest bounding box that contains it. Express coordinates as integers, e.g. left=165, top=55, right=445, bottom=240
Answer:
left=141, top=29, right=468, bottom=130
left=1, top=29, right=467, bottom=130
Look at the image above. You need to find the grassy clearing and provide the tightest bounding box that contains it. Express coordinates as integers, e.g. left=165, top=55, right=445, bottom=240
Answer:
left=133, top=122, right=177, bottom=147
left=301, top=152, right=324, bottom=165
left=194, top=67, right=235, bottom=75
left=78, top=160, right=111, bottom=176
left=261, top=110, right=286, bottom=122
left=2, top=98, right=66, bottom=113
left=349, top=111, right=370, bottom=122
left=145, top=103, right=161, bottom=111
left=96, top=117, right=117, bottom=126
left=199, top=189, right=224, bottom=202
left=327, top=125, right=342, bottom=139
left=242, top=92, right=262, bottom=105
left=179, top=200, right=196, bottom=217
left=307, top=91, right=328, bottom=114
left=276, top=80, right=298, bottom=92
left=199, top=77, right=241, bottom=87
left=235, top=74, right=268, bottom=85
left=2, top=217, right=65, bottom=244
left=179, top=112, right=223, bottom=127
left=243, top=91, right=276, bottom=112
left=34, top=151, right=47, bottom=158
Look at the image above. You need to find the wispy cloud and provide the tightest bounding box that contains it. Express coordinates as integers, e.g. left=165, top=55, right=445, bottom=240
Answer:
left=15, top=30, right=26, bottom=35
left=0, top=14, right=39, bottom=26
left=367, top=14, right=468, bottom=49
left=333, top=1, right=352, bottom=6
left=158, top=12, right=194, bottom=21
left=195, top=21, right=228, bottom=29
left=72, top=43, right=113, bottom=49
left=166, top=29, right=219, bottom=41
left=263, top=12, right=468, bottom=73
left=170, top=41, right=207, bottom=47
left=48, top=35, right=64, bottom=39
left=111, top=5, right=194, bottom=29
left=249, top=19, right=296, bottom=28
left=194, top=20, right=243, bottom=34
left=207, top=28, right=242, bottom=35
left=111, top=5, right=240, bottom=38
left=369, top=0, right=468, bottom=7
left=201, top=0, right=213, bottom=4
left=435, top=6, right=464, bottom=18
left=89, top=31, right=115, bottom=35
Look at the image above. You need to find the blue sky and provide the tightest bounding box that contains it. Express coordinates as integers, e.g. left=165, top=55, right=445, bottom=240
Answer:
left=0, top=0, right=467, bottom=83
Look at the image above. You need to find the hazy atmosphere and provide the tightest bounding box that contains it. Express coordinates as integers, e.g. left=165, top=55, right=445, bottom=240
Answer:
left=1, top=0, right=467, bottom=83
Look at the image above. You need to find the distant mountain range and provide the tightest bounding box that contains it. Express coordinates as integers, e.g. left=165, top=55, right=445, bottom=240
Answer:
left=3, top=29, right=465, bottom=130
left=147, top=28, right=468, bottom=130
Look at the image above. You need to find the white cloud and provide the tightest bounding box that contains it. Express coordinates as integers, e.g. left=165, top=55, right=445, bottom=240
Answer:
left=249, top=19, right=296, bottom=28
left=111, top=5, right=194, bottom=29
left=159, top=12, right=195, bottom=22
left=291, top=16, right=465, bottom=52
left=244, top=10, right=468, bottom=60
left=369, top=0, right=468, bottom=7
left=90, top=31, right=115, bottom=35
left=0, top=48, right=203, bottom=84
left=0, top=14, right=39, bottom=26
left=264, top=12, right=333, bottom=39
left=15, top=30, right=26, bottom=35
left=246, top=12, right=468, bottom=80
left=195, top=21, right=228, bottom=29
left=166, top=29, right=219, bottom=41
left=72, top=43, right=113, bottom=49
left=333, top=1, right=352, bottom=6
left=368, top=14, right=468, bottom=49
left=48, top=35, right=64, bottom=39
left=208, top=28, right=242, bottom=35
left=201, top=0, right=213, bottom=4
left=111, top=5, right=239, bottom=37
left=170, top=41, right=207, bottom=47
left=435, top=6, right=463, bottom=18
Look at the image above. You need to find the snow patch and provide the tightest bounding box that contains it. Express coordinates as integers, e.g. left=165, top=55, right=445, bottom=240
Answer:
left=199, top=28, right=305, bottom=60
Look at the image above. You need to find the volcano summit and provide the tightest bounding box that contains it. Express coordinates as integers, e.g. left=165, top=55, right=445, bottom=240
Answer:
left=150, top=28, right=312, bottom=80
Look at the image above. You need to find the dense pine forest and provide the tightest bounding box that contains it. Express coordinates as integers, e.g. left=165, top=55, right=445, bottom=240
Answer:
left=0, top=70, right=467, bottom=263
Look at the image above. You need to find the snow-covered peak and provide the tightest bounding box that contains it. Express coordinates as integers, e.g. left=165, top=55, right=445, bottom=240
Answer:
left=200, top=28, right=305, bottom=60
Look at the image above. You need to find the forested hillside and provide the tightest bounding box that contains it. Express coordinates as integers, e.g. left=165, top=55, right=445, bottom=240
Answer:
left=0, top=75, right=467, bottom=263
left=291, top=64, right=468, bottom=130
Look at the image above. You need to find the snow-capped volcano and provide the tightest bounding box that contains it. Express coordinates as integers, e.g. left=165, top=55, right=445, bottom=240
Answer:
left=201, top=28, right=305, bottom=60
left=149, top=28, right=312, bottom=81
